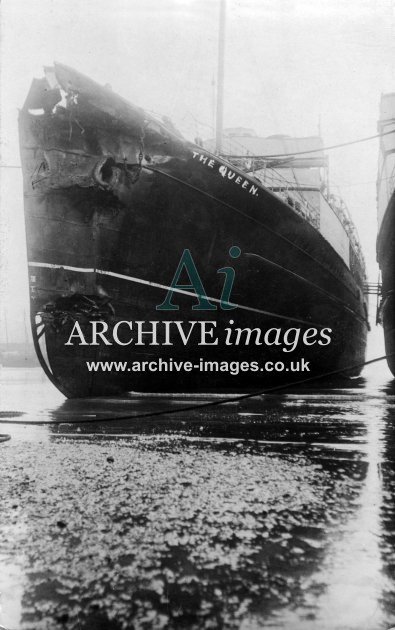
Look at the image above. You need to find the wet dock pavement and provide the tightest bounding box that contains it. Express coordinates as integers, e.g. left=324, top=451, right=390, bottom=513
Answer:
left=1, top=366, right=395, bottom=630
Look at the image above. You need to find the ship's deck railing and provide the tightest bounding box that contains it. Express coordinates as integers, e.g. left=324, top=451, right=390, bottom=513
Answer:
left=322, top=189, right=366, bottom=272
left=197, top=128, right=366, bottom=274
left=220, top=137, right=366, bottom=274
left=255, top=166, right=366, bottom=275
left=254, top=167, right=321, bottom=229
left=211, top=132, right=325, bottom=226
left=363, top=282, right=382, bottom=295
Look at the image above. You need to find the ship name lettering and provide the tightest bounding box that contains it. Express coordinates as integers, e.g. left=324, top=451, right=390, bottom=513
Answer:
left=218, top=165, right=259, bottom=196
left=192, top=151, right=215, bottom=168
left=191, top=151, right=259, bottom=196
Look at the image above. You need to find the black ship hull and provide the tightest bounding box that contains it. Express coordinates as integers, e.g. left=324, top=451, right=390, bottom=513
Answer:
left=19, top=65, right=368, bottom=397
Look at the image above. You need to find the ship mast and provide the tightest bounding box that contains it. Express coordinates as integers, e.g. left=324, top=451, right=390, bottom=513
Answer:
left=215, top=0, right=226, bottom=154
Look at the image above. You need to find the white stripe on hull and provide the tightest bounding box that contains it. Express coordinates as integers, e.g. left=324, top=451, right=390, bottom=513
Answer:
left=27, top=261, right=321, bottom=325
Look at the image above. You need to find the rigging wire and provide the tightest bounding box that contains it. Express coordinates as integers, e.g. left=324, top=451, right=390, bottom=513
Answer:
left=1, top=161, right=390, bottom=192
left=223, top=128, right=395, bottom=159
left=2, top=125, right=394, bottom=178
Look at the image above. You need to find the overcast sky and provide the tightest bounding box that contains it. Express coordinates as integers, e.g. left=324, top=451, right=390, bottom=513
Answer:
left=0, top=0, right=394, bottom=358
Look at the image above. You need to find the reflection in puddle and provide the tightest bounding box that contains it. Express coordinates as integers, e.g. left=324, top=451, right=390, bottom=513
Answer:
left=314, top=402, right=385, bottom=629
left=272, top=397, right=391, bottom=630
left=0, top=563, right=23, bottom=630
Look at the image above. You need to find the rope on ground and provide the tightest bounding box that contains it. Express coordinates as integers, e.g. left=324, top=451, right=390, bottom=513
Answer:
left=0, top=352, right=393, bottom=428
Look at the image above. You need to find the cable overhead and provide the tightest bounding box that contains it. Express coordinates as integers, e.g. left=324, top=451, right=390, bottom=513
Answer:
left=2, top=129, right=394, bottom=170
left=223, top=128, right=395, bottom=159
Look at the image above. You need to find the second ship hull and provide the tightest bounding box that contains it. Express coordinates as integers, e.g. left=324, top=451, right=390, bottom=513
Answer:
left=377, top=92, right=395, bottom=377
left=377, top=190, right=395, bottom=375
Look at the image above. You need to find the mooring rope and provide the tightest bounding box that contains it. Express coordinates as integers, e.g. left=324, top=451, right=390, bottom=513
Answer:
left=0, top=352, right=393, bottom=433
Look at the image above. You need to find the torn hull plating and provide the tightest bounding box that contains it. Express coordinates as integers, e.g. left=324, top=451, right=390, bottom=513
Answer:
left=19, top=64, right=368, bottom=398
